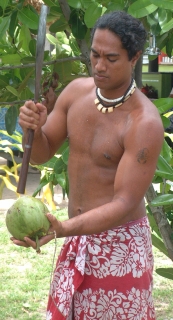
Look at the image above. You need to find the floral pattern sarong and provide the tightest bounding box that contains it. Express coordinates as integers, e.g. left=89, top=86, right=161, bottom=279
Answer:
left=46, top=216, right=155, bottom=320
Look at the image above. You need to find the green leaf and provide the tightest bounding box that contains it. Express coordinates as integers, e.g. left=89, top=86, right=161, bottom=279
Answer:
left=0, top=15, right=10, bottom=38
left=0, top=53, right=21, bottom=65
left=151, top=194, right=173, bottom=206
left=84, top=3, right=102, bottom=28
left=49, top=6, right=62, bottom=18
left=29, top=38, right=36, bottom=56
left=151, top=0, right=173, bottom=10
left=19, top=24, right=32, bottom=54
left=161, top=115, right=170, bottom=129
left=17, top=7, right=39, bottom=30
left=49, top=17, right=68, bottom=33
left=0, top=0, right=9, bottom=12
left=43, top=0, right=59, bottom=7
left=106, top=1, right=124, bottom=12
left=54, top=57, right=72, bottom=83
left=6, top=86, right=19, bottom=97
left=9, top=10, right=18, bottom=38
left=157, top=155, right=173, bottom=174
left=153, top=98, right=173, bottom=114
left=151, top=234, right=169, bottom=257
left=160, top=139, right=172, bottom=164
left=5, top=106, right=18, bottom=135
left=0, top=75, right=9, bottom=89
left=128, top=0, right=157, bottom=18
left=69, top=10, right=87, bottom=39
left=67, top=0, right=82, bottom=9
left=161, top=18, right=173, bottom=35
left=54, top=157, right=66, bottom=174
left=62, top=146, right=69, bottom=165
left=46, top=33, right=60, bottom=47
left=156, top=268, right=173, bottom=280
left=18, top=69, right=34, bottom=95
left=54, top=172, right=66, bottom=189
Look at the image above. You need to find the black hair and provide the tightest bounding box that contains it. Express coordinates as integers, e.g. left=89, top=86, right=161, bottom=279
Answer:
left=91, top=11, right=147, bottom=60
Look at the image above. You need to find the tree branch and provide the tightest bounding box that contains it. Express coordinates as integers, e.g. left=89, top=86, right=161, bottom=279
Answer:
left=0, top=56, right=86, bottom=71
left=146, top=184, right=173, bottom=261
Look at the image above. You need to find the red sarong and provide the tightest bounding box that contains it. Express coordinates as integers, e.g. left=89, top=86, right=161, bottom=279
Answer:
left=46, top=216, right=155, bottom=319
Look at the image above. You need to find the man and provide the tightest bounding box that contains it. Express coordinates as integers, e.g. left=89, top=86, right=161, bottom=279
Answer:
left=12, top=11, right=164, bottom=320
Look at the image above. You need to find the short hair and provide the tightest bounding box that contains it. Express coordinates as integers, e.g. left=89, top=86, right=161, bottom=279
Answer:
left=91, top=11, right=147, bottom=60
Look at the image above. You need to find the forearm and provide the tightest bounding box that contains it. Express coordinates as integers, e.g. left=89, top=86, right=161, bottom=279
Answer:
left=57, top=199, right=132, bottom=238
left=22, top=128, right=51, bottom=165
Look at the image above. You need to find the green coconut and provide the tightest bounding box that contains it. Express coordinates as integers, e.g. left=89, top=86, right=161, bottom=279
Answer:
left=6, top=196, right=50, bottom=251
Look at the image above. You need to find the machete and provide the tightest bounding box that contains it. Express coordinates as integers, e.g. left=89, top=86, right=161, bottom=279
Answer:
left=17, top=4, right=48, bottom=194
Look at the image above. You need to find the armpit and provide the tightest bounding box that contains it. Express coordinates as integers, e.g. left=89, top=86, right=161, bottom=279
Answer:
left=136, top=148, right=149, bottom=164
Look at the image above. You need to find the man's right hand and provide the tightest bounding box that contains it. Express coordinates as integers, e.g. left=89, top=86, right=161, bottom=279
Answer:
left=19, top=100, right=48, bottom=133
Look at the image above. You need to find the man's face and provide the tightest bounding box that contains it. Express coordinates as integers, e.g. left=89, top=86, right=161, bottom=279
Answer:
left=90, top=28, right=134, bottom=92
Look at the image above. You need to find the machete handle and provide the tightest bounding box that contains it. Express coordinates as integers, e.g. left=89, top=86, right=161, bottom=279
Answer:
left=17, top=128, right=34, bottom=194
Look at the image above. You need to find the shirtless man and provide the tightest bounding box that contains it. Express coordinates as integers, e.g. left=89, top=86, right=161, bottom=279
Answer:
left=12, top=11, right=164, bottom=320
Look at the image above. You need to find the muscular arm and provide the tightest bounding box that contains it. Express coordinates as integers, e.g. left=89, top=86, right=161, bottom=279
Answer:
left=19, top=88, right=69, bottom=165
left=53, top=112, right=164, bottom=237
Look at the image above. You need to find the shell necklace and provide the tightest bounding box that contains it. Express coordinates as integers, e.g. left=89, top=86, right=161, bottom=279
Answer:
left=94, top=78, right=136, bottom=113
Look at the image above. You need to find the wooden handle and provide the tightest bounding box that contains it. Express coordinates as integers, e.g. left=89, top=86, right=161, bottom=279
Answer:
left=17, top=129, right=34, bottom=194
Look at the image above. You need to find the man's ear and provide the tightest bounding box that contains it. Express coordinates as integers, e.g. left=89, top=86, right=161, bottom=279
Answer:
left=131, top=50, right=142, bottom=68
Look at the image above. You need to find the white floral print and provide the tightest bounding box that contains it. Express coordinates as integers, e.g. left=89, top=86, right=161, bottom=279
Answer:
left=47, top=217, right=155, bottom=319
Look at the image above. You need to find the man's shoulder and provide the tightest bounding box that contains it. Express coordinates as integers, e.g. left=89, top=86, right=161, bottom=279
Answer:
left=67, top=76, right=95, bottom=91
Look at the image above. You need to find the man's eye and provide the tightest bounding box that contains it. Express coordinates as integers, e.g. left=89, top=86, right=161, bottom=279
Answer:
left=108, top=58, right=117, bottom=62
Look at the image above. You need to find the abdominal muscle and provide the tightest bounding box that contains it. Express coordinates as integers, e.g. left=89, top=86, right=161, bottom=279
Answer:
left=67, top=154, right=146, bottom=224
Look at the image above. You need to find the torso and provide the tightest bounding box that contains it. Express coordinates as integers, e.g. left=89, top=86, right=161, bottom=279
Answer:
left=65, top=77, right=156, bottom=219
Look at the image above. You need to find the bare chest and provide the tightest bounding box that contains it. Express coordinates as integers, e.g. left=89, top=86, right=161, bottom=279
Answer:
left=67, top=98, right=128, bottom=167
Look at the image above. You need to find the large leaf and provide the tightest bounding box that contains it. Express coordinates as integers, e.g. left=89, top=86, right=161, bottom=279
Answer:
left=43, top=0, right=59, bottom=7
left=9, top=10, right=18, bottom=38
left=153, top=98, right=173, bottom=115
left=84, top=3, right=102, bottom=28
left=156, top=268, right=173, bottom=280
left=0, top=53, right=21, bottom=65
left=18, top=69, right=34, bottom=95
left=151, top=194, right=173, bottom=206
left=18, top=24, right=31, bottom=54
left=67, top=0, right=82, bottom=9
left=0, top=75, right=9, bottom=89
left=6, top=85, right=19, bottom=97
left=161, top=115, right=170, bottom=129
left=0, top=15, right=10, bottom=38
left=106, top=1, right=124, bottom=12
left=69, top=10, right=87, bottom=39
left=160, top=139, right=172, bottom=164
left=49, top=16, right=68, bottom=33
left=5, top=106, right=18, bottom=135
left=157, top=155, right=173, bottom=174
left=150, top=0, right=173, bottom=10
left=128, top=0, right=157, bottom=18
left=0, top=0, right=9, bottom=12
left=17, top=7, right=39, bottom=30
left=54, top=157, right=66, bottom=174
left=161, top=18, right=173, bottom=35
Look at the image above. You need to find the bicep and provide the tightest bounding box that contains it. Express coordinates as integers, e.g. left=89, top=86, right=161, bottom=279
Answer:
left=113, top=122, right=164, bottom=207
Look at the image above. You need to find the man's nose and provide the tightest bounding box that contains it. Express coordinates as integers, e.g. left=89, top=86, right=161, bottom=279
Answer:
left=95, top=58, right=106, bottom=72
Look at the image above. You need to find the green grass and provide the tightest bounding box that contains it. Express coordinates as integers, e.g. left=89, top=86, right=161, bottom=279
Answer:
left=0, top=208, right=173, bottom=320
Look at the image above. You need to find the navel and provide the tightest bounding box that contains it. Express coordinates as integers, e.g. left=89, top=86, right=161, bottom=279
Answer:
left=104, top=153, right=111, bottom=160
